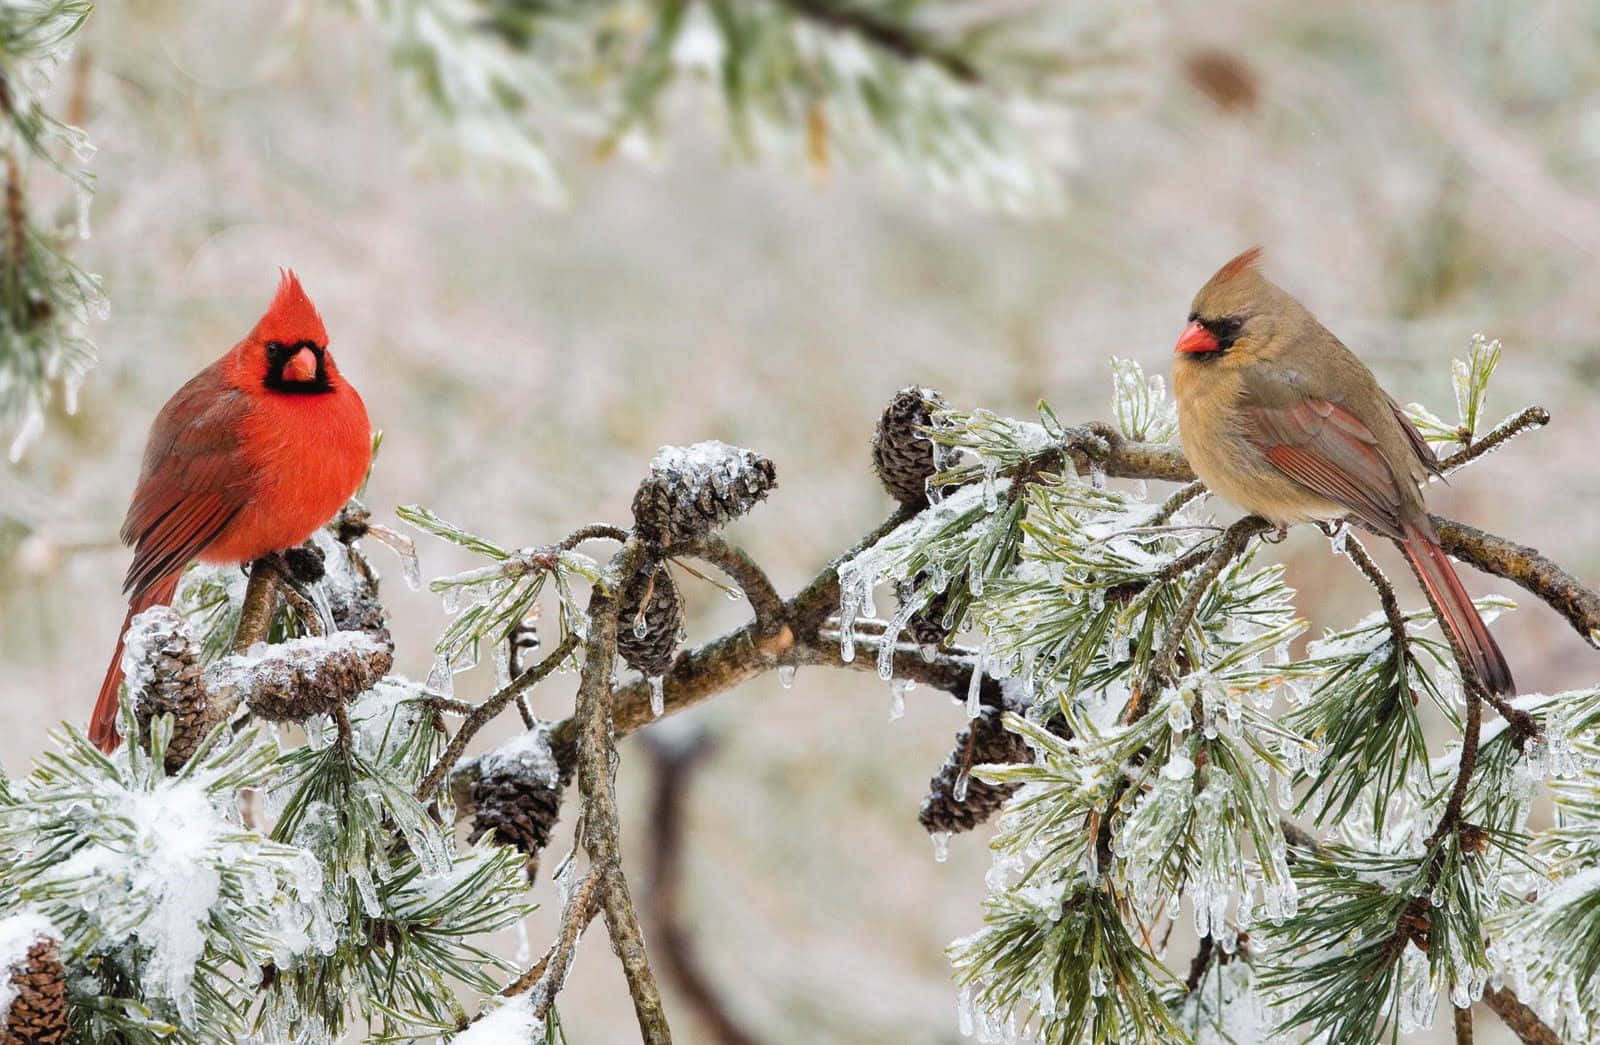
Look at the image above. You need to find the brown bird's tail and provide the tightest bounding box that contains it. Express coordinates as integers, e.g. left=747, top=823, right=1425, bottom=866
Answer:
left=1399, top=522, right=1514, bottom=696
left=92, top=573, right=182, bottom=752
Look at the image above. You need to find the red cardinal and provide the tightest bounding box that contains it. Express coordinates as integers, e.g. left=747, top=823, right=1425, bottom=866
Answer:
left=93, top=271, right=372, bottom=750
left=1172, top=248, right=1513, bottom=695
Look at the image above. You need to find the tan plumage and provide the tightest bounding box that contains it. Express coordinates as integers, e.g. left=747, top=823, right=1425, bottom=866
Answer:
left=1171, top=248, right=1514, bottom=695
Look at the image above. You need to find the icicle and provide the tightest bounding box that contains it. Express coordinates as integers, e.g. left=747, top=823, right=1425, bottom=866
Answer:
left=932, top=831, right=952, bottom=863
left=778, top=664, right=796, bottom=689
left=889, top=679, right=909, bottom=721
left=982, top=458, right=1000, bottom=512
left=649, top=676, right=665, bottom=717
left=427, top=653, right=455, bottom=698
left=493, top=643, right=512, bottom=689
left=966, top=644, right=986, bottom=718
left=957, top=986, right=975, bottom=1036
left=441, top=585, right=462, bottom=615
left=1327, top=524, right=1349, bottom=555
left=954, top=772, right=970, bottom=802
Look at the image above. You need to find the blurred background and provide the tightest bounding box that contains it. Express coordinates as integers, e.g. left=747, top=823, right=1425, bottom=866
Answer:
left=3, top=1, right=1599, bottom=1041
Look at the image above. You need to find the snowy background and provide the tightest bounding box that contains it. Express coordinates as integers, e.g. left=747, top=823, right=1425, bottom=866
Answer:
left=5, top=1, right=1600, bottom=1041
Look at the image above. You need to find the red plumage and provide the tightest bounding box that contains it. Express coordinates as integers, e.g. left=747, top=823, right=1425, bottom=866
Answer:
left=92, top=271, right=372, bottom=751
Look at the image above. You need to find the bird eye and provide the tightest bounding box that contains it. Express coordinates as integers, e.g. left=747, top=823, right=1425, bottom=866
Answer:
left=265, top=341, right=289, bottom=364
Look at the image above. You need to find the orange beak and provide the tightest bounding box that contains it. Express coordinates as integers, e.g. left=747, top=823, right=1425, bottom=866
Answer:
left=1175, top=321, right=1220, bottom=354
left=283, top=346, right=319, bottom=382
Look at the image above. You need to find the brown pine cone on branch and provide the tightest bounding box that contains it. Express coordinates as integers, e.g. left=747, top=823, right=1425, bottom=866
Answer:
left=122, top=607, right=216, bottom=771
left=617, top=563, right=684, bottom=679
left=872, top=385, right=954, bottom=508
left=631, top=441, right=777, bottom=547
left=1, top=924, right=69, bottom=1045
left=919, top=704, right=1031, bottom=836
left=211, top=631, right=393, bottom=723
left=455, top=726, right=572, bottom=877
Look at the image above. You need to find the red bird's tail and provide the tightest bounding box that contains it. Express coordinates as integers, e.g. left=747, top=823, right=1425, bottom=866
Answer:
left=92, top=573, right=182, bottom=752
left=1399, top=523, right=1514, bottom=696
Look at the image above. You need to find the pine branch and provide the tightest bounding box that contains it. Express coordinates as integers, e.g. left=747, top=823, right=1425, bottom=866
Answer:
left=1481, top=985, right=1562, bottom=1045
left=414, top=632, right=579, bottom=802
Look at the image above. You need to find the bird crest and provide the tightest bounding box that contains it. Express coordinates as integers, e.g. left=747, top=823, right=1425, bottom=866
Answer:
left=1214, top=246, right=1263, bottom=284
left=253, top=268, right=328, bottom=347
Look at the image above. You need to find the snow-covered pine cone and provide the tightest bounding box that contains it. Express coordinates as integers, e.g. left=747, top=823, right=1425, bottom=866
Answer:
left=457, top=729, right=572, bottom=877
left=617, top=564, right=684, bottom=678
left=215, top=632, right=393, bottom=723
left=125, top=607, right=214, bottom=771
left=872, top=386, right=949, bottom=508
left=1, top=936, right=68, bottom=1045
left=919, top=707, right=1031, bottom=835
left=631, top=441, right=777, bottom=547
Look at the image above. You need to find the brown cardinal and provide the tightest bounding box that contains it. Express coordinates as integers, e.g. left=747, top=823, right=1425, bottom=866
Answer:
left=92, top=271, right=372, bottom=750
left=1171, top=248, right=1513, bottom=695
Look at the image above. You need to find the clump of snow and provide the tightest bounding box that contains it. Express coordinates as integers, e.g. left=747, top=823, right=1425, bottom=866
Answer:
left=45, top=772, right=324, bottom=1019
left=480, top=726, right=560, bottom=788
left=208, top=630, right=388, bottom=692
left=451, top=989, right=543, bottom=1043
left=0, top=912, right=57, bottom=1023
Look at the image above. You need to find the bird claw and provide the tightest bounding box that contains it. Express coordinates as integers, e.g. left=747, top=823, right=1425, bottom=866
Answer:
left=1262, top=525, right=1290, bottom=544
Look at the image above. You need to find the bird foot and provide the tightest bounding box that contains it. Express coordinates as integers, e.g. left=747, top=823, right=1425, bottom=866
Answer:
left=1262, top=524, right=1290, bottom=544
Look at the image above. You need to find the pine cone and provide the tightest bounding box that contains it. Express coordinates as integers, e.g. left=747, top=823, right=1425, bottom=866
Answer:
left=2, top=937, right=68, bottom=1045
left=617, top=564, right=683, bottom=678
left=919, top=707, right=1031, bottom=836
left=631, top=441, right=777, bottom=547
left=214, top=633, right=393, bottom=722
left=896, top=576, right=955, bottom=649
left=872, top=386, right=950, bottom=508
left=125, top=607, right=215, bottom=771
left=459, top=729, right=572, bottom=877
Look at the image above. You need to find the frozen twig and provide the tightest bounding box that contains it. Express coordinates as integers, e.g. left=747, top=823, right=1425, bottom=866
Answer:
left=672, top=534, right=787, bottom=641
left=413, top=632, right=579, bottom=803
left=1341, top=532, right=1408, bottom=654
left=572, top=539, right=671, bottom=1043
left=1128, top=515, right=1272, bottom=722
left=1480, top=985, right=1561, bottom=1045
left=1437, top=406, right=1549, bottom=474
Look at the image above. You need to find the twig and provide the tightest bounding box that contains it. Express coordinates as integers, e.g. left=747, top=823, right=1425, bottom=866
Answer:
left=572, top=540, right=672, bottom=1043
left=1481, top=985, right=1562, bottom=1045
left=1149, top=480, right=1208, bottom=526
left=510, top=867, right=604, bottom=1015
left=1438, top=406, right=1550, bottom=474
left=414, top=633, right=579, bottom=802
left=1433, top=515, right=1600, bottom=643
left=1128, top=515, right=1272, bottom=722
left=1428, top=684, right=1482, bottom=849
left=232, top=559, right=281, bottom=654
left=276, top=579, right=325, bottom=637
left=560, top=523, right=631, bottom=550
left=1341, top=533, right=1408, bottom=653
left=672, top=534, right=787, bottom=639
left=1454, top=1003, right=1474, bottom=1045
left=774, top=0, right=982, bottom=84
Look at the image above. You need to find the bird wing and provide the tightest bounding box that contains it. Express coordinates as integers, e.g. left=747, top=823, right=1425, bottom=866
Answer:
left=1242, top=398, right=1407, bottom=539
left=120, top=377, right=254, bottom=597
